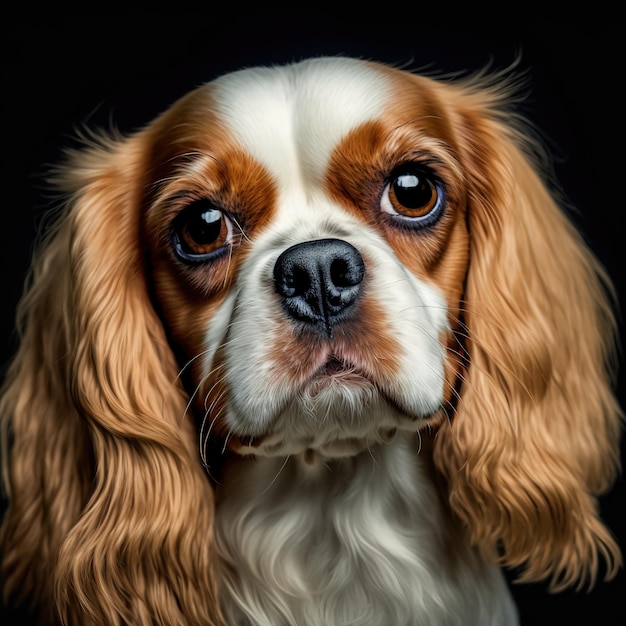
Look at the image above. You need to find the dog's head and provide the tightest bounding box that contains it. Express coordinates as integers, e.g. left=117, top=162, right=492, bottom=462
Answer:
left=146, top=57, right=464, bottom=460
left=1, top=57, right=621, bottom=623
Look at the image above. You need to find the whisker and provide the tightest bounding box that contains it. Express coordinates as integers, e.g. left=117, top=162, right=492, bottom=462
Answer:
left=200, top=412, right=222, bottom=471
left=262, top=455, right=291, bottom=494
left=416, top=429, right=423, bottom=455
left=199, top=384, right=229, bottom=446
left=232, top=215, right=253, bottom=245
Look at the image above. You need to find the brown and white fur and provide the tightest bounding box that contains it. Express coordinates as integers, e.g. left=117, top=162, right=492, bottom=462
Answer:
left=0, top=56, right=622, bottom=626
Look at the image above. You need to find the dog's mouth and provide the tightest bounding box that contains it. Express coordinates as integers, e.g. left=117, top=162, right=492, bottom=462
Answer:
left=321, top=355, right=348, bottom=374
left=306, top=355, right=372, bottom=393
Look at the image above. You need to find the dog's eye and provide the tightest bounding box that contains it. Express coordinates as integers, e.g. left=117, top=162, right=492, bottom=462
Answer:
left=172, top=199, right=234, bottom=263
left=381, top=166, right=444, bottom=228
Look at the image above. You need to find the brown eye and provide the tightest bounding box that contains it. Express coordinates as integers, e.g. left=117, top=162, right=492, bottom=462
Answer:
left=381, top=165, right=444, bottom=228
left=173, top=199, right=234, bottom=263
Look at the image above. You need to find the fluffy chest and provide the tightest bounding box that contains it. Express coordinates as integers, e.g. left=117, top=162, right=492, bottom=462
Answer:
left=214, top=435, right=518, bottom=626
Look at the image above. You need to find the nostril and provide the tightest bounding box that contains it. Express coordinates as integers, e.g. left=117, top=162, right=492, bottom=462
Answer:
left=330, top=256, right=363, bottom=289
left=285, top=265, right=312, bottom=297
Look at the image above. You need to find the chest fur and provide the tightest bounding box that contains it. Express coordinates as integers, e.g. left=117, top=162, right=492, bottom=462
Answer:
left=214, top=436, right=518, bottom=626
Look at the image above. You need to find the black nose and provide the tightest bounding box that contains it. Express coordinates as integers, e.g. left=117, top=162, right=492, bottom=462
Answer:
left=273, top=238, right=365, bottom=337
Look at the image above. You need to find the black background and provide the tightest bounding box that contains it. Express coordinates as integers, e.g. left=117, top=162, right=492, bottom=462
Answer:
left=1, top=15, right=624, bottom=626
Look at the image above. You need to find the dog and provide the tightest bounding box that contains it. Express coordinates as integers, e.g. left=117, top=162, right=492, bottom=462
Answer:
left=1, top=56, right=622, bottom=626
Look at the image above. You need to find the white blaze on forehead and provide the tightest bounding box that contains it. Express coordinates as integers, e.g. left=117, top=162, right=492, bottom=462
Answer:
left=210, top=57, right=391, bottom=189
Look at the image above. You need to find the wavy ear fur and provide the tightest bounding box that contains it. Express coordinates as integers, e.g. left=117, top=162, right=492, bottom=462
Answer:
left=0, top=132, right=223, bottom=625
left=433, top=76, right=623, bottom=591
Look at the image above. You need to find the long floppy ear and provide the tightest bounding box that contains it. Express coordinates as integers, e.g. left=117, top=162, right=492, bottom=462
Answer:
left=0, top=132, right=223, bottom=625
left=433, top=76, right=623, bottom=591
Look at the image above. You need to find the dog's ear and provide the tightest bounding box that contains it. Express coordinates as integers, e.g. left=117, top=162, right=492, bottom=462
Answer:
left=0, top=131, right=223, bottom=624
left=432, top=76, right=623, bottom=591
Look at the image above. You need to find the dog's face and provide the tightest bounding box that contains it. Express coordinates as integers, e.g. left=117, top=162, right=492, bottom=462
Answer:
left=143, top=57, right=469, bottom=458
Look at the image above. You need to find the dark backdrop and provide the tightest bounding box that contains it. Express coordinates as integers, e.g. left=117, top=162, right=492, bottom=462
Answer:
left=2, top=14, right=624, bottom=626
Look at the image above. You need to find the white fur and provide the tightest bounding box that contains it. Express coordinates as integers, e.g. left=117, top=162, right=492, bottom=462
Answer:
left=202, top=58, right=519, bottom=626
left=215, top=434, right=518, bottom=626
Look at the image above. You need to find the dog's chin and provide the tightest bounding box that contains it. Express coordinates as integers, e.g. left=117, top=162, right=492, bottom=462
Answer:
left=226, top=366, right=440, bottom=459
